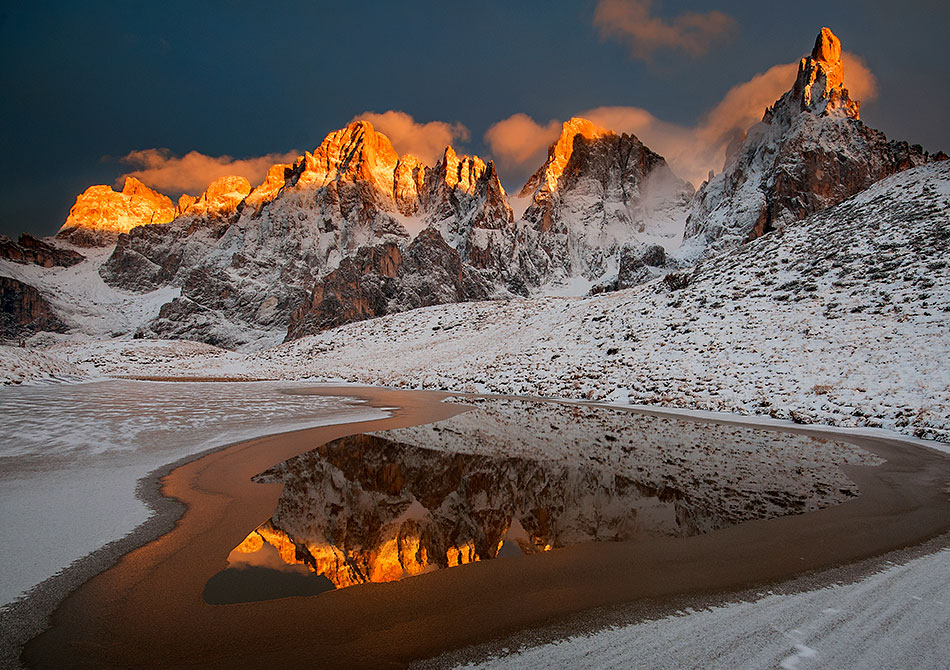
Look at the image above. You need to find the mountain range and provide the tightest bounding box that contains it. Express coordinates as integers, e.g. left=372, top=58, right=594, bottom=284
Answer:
left=0, top=27, right=944, bottom=349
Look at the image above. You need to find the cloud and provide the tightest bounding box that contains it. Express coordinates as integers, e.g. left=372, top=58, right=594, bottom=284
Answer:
left=349, top=110, right=470, bottom=166
left=486, top=52, right=879, bottom=189
left=593, top=0, right=737, bottom=61
left=484, top=114, right=562, bottom=170
left=118, top=149, right=300, bottom=196
left=841, top=52, right=878, bottom=102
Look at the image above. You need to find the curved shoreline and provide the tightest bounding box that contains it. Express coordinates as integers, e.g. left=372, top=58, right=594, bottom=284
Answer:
left=14, top=386, right=950, bottom=669
left=0, top=386, right=401, bottom=670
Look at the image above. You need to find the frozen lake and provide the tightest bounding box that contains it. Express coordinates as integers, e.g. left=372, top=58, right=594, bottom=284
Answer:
left=0, top=380, right=389, bottom=607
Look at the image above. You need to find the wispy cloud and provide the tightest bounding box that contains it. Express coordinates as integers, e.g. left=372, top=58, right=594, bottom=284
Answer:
left=593, top=0, right=737, bottom=61
left=349, top=110, right=470, bottom=166
left=484, top=113, right=562, bottom=173
left=483, top=53, right=878, bottom=188
left=118, top=148, right=300, bottom=195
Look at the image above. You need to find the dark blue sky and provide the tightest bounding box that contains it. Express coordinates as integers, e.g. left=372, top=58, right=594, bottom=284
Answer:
left=2, top=1, right=948, bottom=238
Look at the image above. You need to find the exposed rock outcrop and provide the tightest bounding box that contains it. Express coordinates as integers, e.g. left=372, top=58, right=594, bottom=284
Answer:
left=57, top=177, right=176, bottom=246
left=685, top=27, right=941, bottom=253
left=0, top=276, right=67, bottom=339
left=0, top=234, right=84, bottom=268
left=418, top=147, right=516, bottom=273
left=285, top=227, right=493, bottom=340
left=177, top=176, right=251, bottom=219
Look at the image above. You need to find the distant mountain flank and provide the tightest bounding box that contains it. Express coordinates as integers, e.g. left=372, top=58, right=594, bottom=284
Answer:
left=1, top=27, right=945, bottom=349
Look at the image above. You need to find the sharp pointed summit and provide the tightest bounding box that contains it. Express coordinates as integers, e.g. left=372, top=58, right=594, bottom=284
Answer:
left=684, top=27, right=939, bottom=254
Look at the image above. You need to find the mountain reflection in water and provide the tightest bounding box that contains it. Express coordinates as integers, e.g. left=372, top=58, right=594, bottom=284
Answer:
left=210, top=398, right=877, bottom=601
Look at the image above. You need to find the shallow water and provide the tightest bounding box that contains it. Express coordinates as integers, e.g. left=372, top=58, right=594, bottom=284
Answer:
left=209, top=397, right=876, bottom=603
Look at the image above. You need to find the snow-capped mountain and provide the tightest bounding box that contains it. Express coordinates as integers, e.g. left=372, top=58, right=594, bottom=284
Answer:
left=2, top=27, right=945, bottom=349
left=284, top=118, right=695, bottom=339
left=684, top=27, right=940, bottom=255
left=85, top=121, right=524, bottom=346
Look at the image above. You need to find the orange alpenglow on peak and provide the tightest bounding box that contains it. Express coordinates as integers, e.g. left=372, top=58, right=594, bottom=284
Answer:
left=794, top=27, right=859, bottom=118
left=520, top=117, right=613, bottom=197
left=243, top=161, right=296, bottom=212
left=178, top=175, right=252, bottom=218
left=57, top=176, right=176, bottom=246
left=811, top=26, right=842, bottom=65
left=295, top=119, right=401, bottom=194
left=440, top=145, right=491, bottom=195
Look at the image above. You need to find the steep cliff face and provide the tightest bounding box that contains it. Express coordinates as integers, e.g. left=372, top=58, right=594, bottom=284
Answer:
left=0, top=276, right=67, bottom=339
left=57, top=177, right=177, bottom=246
left=418, top=147, right=516, bottom=274
left=285, top=227, right=493, bottom=340
left=518, top=118, right=694, bottom=284
left=684, top=27, right=940, bottom=254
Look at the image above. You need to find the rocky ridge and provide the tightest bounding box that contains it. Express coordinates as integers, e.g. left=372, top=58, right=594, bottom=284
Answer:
left=0, top=234, right=85, bottom=268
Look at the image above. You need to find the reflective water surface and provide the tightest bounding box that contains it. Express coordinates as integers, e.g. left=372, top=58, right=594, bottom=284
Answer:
left=206, top=398, right=878, bottom=603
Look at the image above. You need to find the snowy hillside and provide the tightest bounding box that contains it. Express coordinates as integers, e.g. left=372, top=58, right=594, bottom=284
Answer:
left=10, top=162, right=948, bottom=442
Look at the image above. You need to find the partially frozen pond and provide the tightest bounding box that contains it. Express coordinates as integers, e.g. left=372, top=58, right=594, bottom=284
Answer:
left=208, top=398, right=881, bottom=603
left=0, top=380, right=389, bottom=606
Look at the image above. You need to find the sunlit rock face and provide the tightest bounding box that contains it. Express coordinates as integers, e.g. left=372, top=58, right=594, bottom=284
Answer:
left=224, top=398, right=877, bottom=593
left=57, top=177, right=176, bottom=247
left=518, top=118, right=694, bottom=285
left=418, top=147, right=516, bottom=274
left=177, top=175, right=252, bottom=219
left=685, top=27, right=940, bottom=255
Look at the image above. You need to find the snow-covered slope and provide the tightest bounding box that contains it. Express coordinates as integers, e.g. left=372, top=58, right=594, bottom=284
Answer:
left=0, top=245, right=182, bottom=341
left=12, top=162, right=948, bottom=442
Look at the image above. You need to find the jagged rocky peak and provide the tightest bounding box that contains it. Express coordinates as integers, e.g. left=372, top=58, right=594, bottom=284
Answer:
left=519, top=117, right=693, bottom=233
left=775, top=26, right=859, bottom=121
left=425, top=146, right=512, bottom=223
left=514, top=116, right=693, bottom=283
left=177, top=175, right=252, bottom=219
left=684, top=27, right=938, bottom=254
left=57, top=176, right=176, bottom=246
left=439, top=145, right=488, bottom=194
left=243, top=162, right=296, bottom=212
left=519, top=117, right=612, bottom=199
left=291, top=120, right=400, bottom=196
